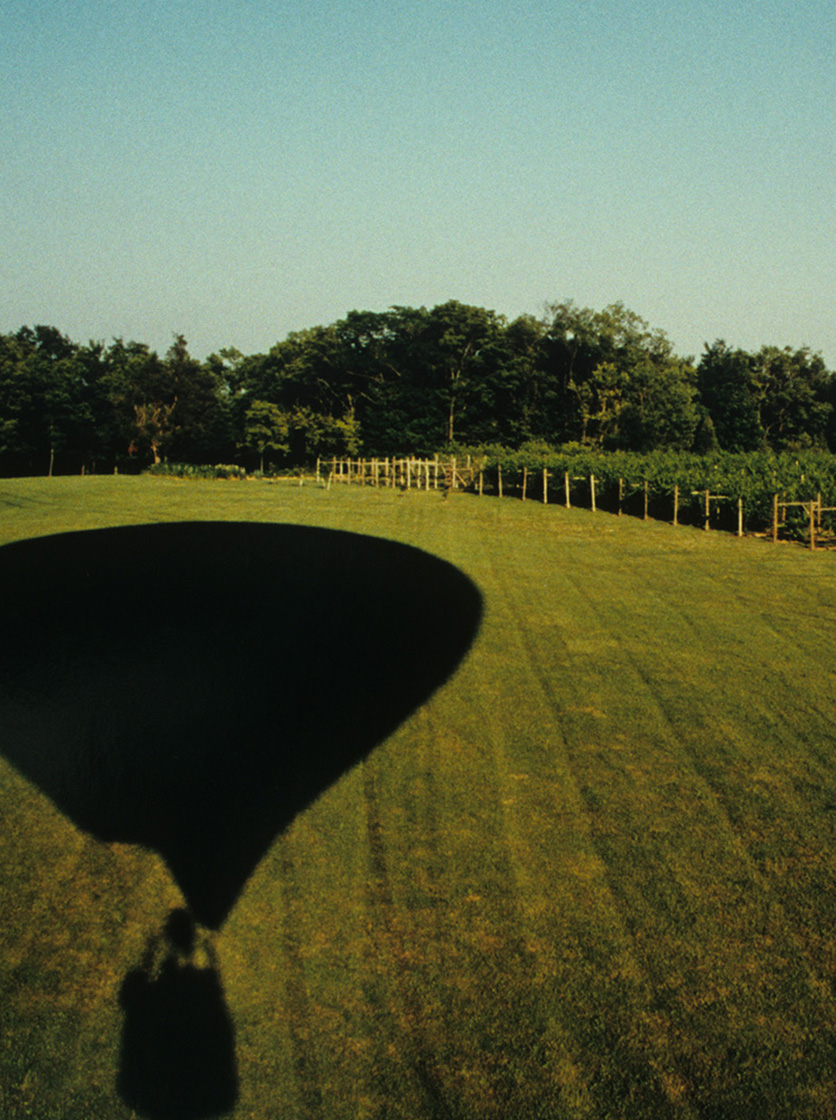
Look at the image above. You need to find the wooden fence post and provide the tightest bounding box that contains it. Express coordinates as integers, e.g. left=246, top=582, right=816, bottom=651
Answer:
left=772, top=493, right=778, bottom=542
left=737, top=496, right=743, bottom=537
left=618, top=478, right=623, bottom=517
left=521, top=467, right=528, bottom=501
left=478, top=470, right=484, bottom=496
left=590, top=474, right=597, bottom=513
left=497, top=463, right=503, bottom=498
left=704, top=490, right=710, bottom=531
left=564, top=471, right=571, bottom=509
left=542, top=468, right=549, bottom=504
left=644, top=480, right=649, bottom=521
left=810, top=501, right=817, bottom=550
left=673, top=484, right=679, bottom=527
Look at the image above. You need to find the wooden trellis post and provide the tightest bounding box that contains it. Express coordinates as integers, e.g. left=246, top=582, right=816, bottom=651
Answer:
left=497, top=464, right=503, bottom=498
left=590, top=474, right=597, bottom=513
left=564, top=471, right=571, bottom=509
left=694, top=489, right=729, bottom=531
left=673, top=484, right=679, bottom=527
left=542, top=468, right=549, bottom=504
left=521, top=467, right=528, bottom=501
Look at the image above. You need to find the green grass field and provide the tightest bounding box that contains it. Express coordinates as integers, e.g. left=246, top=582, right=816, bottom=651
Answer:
left=4, top=476, right=836, bottom=1119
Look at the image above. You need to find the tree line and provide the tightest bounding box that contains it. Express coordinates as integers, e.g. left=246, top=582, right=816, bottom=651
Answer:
left=1, top=301, right=834, bottom=476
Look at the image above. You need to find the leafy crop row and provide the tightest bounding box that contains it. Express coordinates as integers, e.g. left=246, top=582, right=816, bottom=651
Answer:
left=468, top=446, right=836, bottom=533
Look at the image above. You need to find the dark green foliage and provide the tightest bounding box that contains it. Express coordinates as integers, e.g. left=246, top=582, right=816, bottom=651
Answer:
left=0, top=302, right=833, bottom=474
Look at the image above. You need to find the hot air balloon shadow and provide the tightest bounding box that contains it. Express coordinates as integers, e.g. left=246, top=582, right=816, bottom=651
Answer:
left=0, top=521, right=483, bottom=1120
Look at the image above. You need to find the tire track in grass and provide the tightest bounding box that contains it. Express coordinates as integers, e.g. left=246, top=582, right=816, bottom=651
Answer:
left=552, top=556, right=836, bottom=1114
left=622, top=585, right=836, bottom=1006
left=0, top=772, right=178, bottom=1118
left=276, top=839, right=326, bottom=1120
left=361, top=756, right=455, bottom=1120
left=451, top=673, right=600, bottom=1120
left=408, top=699, right=572, bottom=1119
left=593, top=555, right=836, bottom=974
left=385, top=504, right=595, bottom=1117
left=363, top=707, right=584, bottom=1119
left=473, top=534, right=692, bottom=1119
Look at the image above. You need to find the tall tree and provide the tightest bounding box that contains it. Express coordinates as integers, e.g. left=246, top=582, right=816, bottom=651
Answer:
left=238, top=400, right=290, bottom=473
left=697, top=341, right=766, bottom=451
left=164, top=335, right=228, bottom=463
left=105, top=339, right=171, bottom=465
left=0, top=326, right=100, bottom=475
left=752, top=345, right=831, bottom=449
left=539, top=301, right=692, bottom=448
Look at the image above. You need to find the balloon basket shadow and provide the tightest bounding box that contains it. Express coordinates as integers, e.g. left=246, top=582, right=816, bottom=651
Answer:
left=118, top=908, right=238, bottom=1120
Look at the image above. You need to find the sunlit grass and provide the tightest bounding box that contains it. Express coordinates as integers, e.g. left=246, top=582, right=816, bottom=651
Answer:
left=3, top=476, right=836, bottom=1117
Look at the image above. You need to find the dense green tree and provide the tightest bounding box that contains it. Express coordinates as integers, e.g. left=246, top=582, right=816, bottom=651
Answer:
left=752, top=345, right=831, bottom=449
left=697, top=341, right=766, bottom=451
left=163, top=335, right=229, bottom=463
left=617, top=357, right=699, bottom=451
left=104, top=338, right=171, bottom=464
left=238, top=399, right=290, bottom=472
left=538, top=301, right=694, bottom=449
left=0, top=326, right=102, bottom=474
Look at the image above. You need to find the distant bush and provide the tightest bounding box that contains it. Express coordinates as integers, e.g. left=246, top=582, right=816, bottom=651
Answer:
left=144, top=462, right=247, bottom=480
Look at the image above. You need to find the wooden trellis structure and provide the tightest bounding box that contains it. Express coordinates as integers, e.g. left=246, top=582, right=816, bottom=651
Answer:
left=314, top=456, right=836, bottom=551
left=773, top=494, right=836, bottom=550
left=320, top=455, right=482, bottom=492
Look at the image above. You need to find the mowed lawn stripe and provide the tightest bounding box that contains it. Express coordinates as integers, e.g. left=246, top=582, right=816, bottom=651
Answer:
left=467, top=506, right=699, bottom=1117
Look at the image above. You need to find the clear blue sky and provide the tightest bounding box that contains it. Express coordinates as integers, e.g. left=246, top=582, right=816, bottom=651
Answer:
left=3, top=0, right=835, bottom=364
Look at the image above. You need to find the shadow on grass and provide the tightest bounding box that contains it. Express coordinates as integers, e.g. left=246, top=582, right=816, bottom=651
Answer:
left=118, top=909, right=237, bottom=1120
left=0, top=520, right=483, bottom=1119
